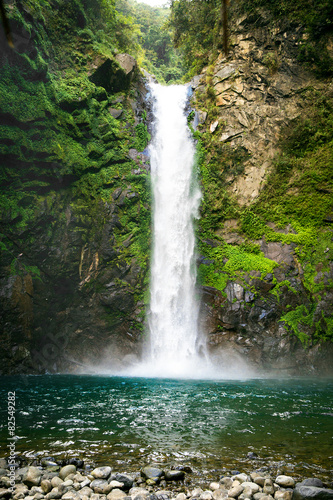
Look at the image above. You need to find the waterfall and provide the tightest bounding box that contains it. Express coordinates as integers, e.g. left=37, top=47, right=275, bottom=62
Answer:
left=148, top=83, right=201, bottom=375
left=99, top=83, right=256, bottom=380
left=128, top=83, right=211, bottom=379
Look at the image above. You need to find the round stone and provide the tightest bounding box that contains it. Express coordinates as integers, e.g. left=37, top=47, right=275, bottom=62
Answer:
left=175, top=494, right=187, bottom=500
left=275, top=476, right=295, bottom=488
left=59, top=465, right=77, bottom=480
left=141, top=467, right=164, bottom=481
left=164, top=471, right=185, bottom=481
left=201, top=491, right=213, bottom=500
left=228, top=485, right=243, bottom=498
left=23, top=466, right=42, bottom=487
left=107, top=488, right=127, bottom=500
left=92, top=467, right=112, bottom=480
left=241, top=482, right=260, bottom=493
left=232, top=475, right=248, bottom=484
left=41, top=480, right=52, bottom=494
left=300, top=479, right=324, bottom=488
left=113, top=474, right=134, bottom=491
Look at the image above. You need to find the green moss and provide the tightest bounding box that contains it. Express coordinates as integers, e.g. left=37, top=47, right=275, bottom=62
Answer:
left=280, top=305, right=312, bottom=346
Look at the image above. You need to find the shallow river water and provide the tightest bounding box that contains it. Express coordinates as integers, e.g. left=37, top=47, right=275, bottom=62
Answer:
left=0, top=375, right=332, bottom=483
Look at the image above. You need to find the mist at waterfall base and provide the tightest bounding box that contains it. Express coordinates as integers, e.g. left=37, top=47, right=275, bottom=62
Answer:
left=100, top=83, right=254, bottom=380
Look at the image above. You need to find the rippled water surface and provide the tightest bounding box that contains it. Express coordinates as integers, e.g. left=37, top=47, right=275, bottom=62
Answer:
left=1, top=375, right=332, bottom=482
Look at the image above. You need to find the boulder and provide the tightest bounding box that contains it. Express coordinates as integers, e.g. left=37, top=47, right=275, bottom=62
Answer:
left=275, top=476, right=295, bottom=488
left=59, top=465, right=76, bottom=480
left=92, top=467, right=112, bottom=480
left=164, top=471, right=185, bottom=481
left=23, top=467, right=42, bottom=487
left=89, top=54, right=137, bottom=93
left=293, top=485, right=333, bottom=500
left=141, top=467, right=164, bottom=482
left=299, top=480, right=324, bottom=489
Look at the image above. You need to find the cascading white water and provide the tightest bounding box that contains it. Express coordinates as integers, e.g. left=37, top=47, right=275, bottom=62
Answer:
left=147, top=83, right=202, bottom=376
left=96, top=83, right=256, bottom=379
left=128, top=82, right=210, bottom=379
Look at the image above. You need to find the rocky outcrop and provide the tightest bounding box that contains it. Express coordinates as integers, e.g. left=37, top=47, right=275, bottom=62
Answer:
left=193, top=8, right=333, bottom=375
left=191, top=14, right=318, bottom=206
left=89, top=54, right=138, bottom=93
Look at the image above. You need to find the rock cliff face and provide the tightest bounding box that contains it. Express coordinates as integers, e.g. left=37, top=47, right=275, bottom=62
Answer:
left=192, top=8, right=333, bottom=375
left=0, top=0, right=151, bottom=374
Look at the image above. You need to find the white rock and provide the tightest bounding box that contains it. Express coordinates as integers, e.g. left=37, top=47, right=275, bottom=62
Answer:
left=191, top=488, right=204, bottom=498
left=238, top=486, right=253, bottom=500
left=81, top=480, right=91, bottom=489
left=129, top=487, right=150, bottom=497
left=92, top=468, right=112, bottom=480
left=109, top=482, right=124, bottom=490
left=242, top=482, right=260, bottom=493
left=175, top=494, right=187, bottom=500
left=275, top=477, right=295, bottom=488
left=64, top=481, right=74, bottom=487
left=232, top=474, right=248, bottom=484
left=79, top=487, right=93, bottom=497
left=228, top=485, right=244, bottom=498
left=220, top=479, right=233, bottom=490
left=201, top=491, right=213, bottom=500
left=210, top=121, right=219, bottom=133
left=107, top=489, right=127, bottom=500
left=212, top=489, right=228, bottom=500
left=210, top=484, right=221, bottom=492
left=62, top=492, right=80, bottom=500
left=73, top=475, right=86, bottom=483
left=274, top=492, right=293, bottom=500
left=31, top=487, right=44, bottom=495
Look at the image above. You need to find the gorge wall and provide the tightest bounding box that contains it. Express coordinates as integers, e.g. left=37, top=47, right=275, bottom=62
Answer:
left=0, top=0, right=152, bottom=374
left=0, top=0, right=332, bottom=376
left=192, top=6, right=333, bottom=375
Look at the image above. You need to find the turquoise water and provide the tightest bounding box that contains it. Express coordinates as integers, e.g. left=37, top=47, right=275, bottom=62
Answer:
left=0, top=375, right=332, bottom=482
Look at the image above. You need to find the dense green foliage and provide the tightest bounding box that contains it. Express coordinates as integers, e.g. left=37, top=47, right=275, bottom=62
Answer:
left=170, top=0, right=333, bottom=77
left=194, top=79, right=333, bottom=344
left=0, top=0, right=152, bottom=327
left=117, top=0, right=185, bottom=83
